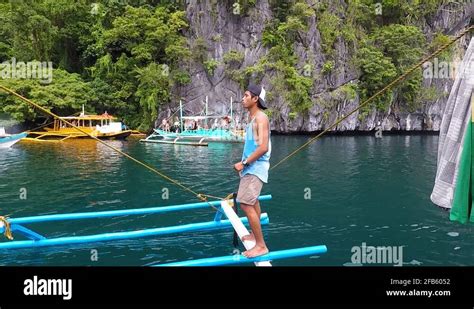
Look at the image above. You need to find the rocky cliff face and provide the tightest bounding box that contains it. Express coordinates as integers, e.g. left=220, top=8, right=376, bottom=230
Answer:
left=158, top=0, right=473, bottom=132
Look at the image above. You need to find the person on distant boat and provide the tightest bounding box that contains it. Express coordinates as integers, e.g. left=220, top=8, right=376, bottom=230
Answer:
left=233, top=84, right=271, bottom=258
left=174, top=121, right=180, bottom=132
left=159, top=119, right=165, bottom=130
left=221, top=117, right=230, bottom=129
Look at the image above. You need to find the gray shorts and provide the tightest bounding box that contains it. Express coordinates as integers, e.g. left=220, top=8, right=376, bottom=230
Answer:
left=237, top=174, right=263, bottom=205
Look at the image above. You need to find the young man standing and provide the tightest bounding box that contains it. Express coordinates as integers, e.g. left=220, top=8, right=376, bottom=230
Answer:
left=234, top=84, right=271, bottom=258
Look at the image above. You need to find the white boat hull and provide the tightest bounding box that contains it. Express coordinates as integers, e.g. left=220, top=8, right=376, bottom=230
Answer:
left=151, top=129, right=243, bottom=143
left=0, top=132, right=27, bottom=149
left=0, top=139, right=19, bottom=148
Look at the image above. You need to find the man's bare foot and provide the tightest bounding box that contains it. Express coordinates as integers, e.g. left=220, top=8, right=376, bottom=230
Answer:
left=242, top=245, right=269, bottom=258
left=241, top=233, right=255, bottom=243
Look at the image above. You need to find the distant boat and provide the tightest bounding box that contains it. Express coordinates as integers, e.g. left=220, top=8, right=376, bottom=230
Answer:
left=149, top=127, right=244, bottom=143
left=25, top=110, right=132, bottom=142
left=141, top=97, right=245, bottom=146
left=0, top=127, right=27, bottom=149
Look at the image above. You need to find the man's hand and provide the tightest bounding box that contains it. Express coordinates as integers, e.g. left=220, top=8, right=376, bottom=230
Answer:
left=234, top=162, right=244, bottom=172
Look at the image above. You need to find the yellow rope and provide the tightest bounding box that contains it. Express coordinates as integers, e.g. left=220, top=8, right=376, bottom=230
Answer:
left=200, top=193, right=233, bottom=201
left=0, top=216, right=13, bottom=240
left=271, top=25, right=473, bottom=171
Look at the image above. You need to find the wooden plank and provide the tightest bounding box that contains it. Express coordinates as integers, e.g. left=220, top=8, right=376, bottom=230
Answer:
left=220, top=200, right=272, bottom=267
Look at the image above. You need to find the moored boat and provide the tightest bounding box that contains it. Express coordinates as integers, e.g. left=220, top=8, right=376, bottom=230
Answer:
left=25, top=111, right=132, bottom=142
left=141, top=97, right=245, bottom=145
left=0, top=128, right=26, bottom=149
left=147, top=126, right=244, bottom=143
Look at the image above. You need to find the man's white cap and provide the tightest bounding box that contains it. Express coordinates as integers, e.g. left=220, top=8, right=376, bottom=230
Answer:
left=247, top=84, right=267, bottom=110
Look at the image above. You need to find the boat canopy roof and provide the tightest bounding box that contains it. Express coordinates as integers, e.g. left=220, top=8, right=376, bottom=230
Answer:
left=59, top=114, right=116, bottom=121
left=181, top=115, right=230, bottom=120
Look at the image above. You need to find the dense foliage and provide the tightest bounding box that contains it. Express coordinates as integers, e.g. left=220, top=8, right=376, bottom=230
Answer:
left=0, top=0, right=189, bottom=130
left=0, top=0, right=457, bottom=129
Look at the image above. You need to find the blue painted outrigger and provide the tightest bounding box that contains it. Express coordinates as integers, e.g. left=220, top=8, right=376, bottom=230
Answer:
left=0, top=195, right=327, bottom=266
left=0, top=132, right=27, bottom=149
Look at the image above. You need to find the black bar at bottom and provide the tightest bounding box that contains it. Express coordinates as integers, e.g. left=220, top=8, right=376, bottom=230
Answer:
left=0, top=267, right=472, bottom=306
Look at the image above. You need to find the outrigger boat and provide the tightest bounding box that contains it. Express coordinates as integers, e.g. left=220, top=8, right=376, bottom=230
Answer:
left=142, top=126, right=244, bottom=146
left=0, top=127, right=27, bottom=149
left=0, top=195, right=327, bottom=266
left=25, top=108, right=132, bottom=142
left=141, top=97, right=244, bottom=146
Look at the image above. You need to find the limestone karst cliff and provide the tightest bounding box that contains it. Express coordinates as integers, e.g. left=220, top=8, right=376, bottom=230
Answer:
left=158, top=0, right=473, bottom=132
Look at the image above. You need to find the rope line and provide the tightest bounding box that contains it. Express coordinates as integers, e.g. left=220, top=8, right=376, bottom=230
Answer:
left=0, top=216, right=13, bottom=240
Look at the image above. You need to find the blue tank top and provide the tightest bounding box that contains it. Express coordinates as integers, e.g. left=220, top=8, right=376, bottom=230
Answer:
left=241, top=115, right=271, bottom=183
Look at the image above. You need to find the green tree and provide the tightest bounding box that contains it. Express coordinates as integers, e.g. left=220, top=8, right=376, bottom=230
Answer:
left=370, top=25, right=425, bottom=109
left=0, top=69, right=96, bottom=121
left=9, top=1, right=57, bottom=62
left=355, top=46, right=397, bottom=112
left=135, top=62, right=171, bottom=131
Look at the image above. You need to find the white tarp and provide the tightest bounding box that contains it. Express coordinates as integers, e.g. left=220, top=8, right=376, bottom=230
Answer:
left=430, top=38, right=474, bottom=209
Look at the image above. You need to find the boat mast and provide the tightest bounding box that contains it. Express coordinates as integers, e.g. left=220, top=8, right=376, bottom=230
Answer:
left=205, top=96, right=208, bottom=129
left=230, top=97, right=233, bottom=130
left=179, top=100, right=183, bottom=132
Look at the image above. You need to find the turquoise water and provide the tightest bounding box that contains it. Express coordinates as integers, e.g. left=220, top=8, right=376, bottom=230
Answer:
left=0, top=135, right=473, bottom=266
